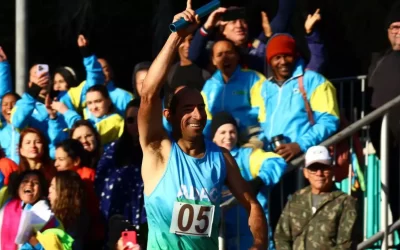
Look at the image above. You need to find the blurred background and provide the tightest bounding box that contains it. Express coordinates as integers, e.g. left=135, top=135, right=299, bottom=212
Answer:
left=0, top=0, right=395, bottom=90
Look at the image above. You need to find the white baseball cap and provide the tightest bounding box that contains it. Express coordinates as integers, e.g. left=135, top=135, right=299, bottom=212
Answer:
left=305, top=146, right=332, bottom=168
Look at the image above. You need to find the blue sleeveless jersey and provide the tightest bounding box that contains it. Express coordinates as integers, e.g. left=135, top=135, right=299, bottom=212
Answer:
left=144, top=140, right=226, bottom=250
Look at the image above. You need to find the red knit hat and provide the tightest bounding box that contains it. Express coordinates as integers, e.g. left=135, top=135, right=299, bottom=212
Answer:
left=266, top=34, right=296, bottom=64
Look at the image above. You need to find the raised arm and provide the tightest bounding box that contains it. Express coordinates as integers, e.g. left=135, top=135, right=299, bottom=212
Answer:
left=0, top=47, right=12, bottom=99
left=138, top=2, right=199, bottom=149
left=222, top=148, right=268, bottom=249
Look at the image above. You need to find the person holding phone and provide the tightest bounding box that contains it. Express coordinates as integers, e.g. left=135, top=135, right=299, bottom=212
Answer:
left=10, top=64, right=69, bottom=160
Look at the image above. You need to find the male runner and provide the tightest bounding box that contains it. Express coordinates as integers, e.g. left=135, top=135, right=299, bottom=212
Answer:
left=138, top=1, right=268, bottom=249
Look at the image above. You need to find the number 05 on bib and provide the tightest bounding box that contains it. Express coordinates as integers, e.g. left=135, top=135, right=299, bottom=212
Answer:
left=170, top=202, right=215, bottom=237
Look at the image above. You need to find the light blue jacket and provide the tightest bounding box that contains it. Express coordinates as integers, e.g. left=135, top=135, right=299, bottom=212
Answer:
left=0, top=62, right=18, bottom=162
left=223, top=147, right=287, bottom=250
left=10, top=93, right=68, bottom=159
left=261, top=59, right=339, bottom=152
left=60, top=55, right=133, bottom=117
left=201, top=66, right=266, bottom=141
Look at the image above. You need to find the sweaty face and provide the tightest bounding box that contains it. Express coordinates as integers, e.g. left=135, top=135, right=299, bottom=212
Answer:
left=135, top=70, right=148, bottom=96
left=72, top=125, right=97, bottom=153
left=2, top=94, right=17, bottom=123
left=98, top=59, right=113, bottom=83
left=86, top=91, right=111, bottom=118
left=388, top=22, right=400, bottom=51
left=19, top=174, right=41, bottom=205
left=213, top=123, right=238, bottom=151
left=270, top=54, right=295, bottom=81
left=126, top=106, right=139, bottom=140
left=53, top=73, right=69, bottom=91
left=212, top=41, right=239, bottom=77
left=222, top=19, right=248, bottom=46
left=54, top=147, right=79, bottom=171
left=169, top=88, right=207, bottom=139
left=304, top=163, right=333, bottom=192
left=178, top=35, right=193, bottom=60
left=48, top=178, right=57, bottom=207
left=20, top=133, right=44, bottom=160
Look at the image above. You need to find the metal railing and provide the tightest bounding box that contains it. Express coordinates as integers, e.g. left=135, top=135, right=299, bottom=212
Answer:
left=218, top=77, right=400, bottom=250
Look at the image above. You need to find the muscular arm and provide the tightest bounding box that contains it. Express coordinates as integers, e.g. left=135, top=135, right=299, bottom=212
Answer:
left=222, top=148, right=268, bottom=249
left=138, top=33, right=183, bottom=149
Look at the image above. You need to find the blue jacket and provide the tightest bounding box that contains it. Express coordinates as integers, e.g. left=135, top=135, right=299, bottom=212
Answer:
left=0, top=61, right=17, bottom=162
left=189, top=28, right=325, bottom=75
left=261, top=59, right=339, bottom=152
left=10, top=93, right=68, bottom=159
left=201, top=66, right=266, bottom=140
left=62, top=108, right=124, bottom=147
left=60, top=55, right=133, bottom=117
left=223, top=147, right=287, bottom=250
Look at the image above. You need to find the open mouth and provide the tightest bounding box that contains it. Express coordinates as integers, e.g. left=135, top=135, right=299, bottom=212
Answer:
left=24, top=188, right=33, bottom=194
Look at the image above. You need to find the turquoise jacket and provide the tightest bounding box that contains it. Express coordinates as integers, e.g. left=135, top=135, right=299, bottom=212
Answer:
left=59, top=55, right=133, bottom=117
left=201, top=66, right=266, bottom=141
left=223, top=147, right=287, bottom=250
left=261, top=59, right=339, bottom=152
left=0, top=61, right=17, bottom=162
left=11, top=93, right=68, bottom=159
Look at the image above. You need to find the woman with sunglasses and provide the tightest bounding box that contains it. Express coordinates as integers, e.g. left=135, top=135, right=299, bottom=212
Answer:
left=95, top=99, right=147, bottom=249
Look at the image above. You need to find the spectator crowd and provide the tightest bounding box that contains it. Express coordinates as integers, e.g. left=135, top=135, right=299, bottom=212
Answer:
left=0, top=0, right=399, bottom=249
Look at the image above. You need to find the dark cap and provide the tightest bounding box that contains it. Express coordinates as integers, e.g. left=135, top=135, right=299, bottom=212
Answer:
left=386, top=1, right=400, bottom=28
left=210, top=112, right=238, bottom=139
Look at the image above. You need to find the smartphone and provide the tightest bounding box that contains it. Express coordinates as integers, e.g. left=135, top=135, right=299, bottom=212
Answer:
left=122, top=230, right=137, bottom=246
left=221, top=7, right=246, bottom=21
left=36, top=64, right=49, bottom=76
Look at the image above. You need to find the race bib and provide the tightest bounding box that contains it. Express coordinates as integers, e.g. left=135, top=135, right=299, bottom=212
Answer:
left=169, top=202, right=215, bottom=237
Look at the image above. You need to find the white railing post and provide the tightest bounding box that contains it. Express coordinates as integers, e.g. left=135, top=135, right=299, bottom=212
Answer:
left=219, top=210, right=225, bottom=250
left=380, top=113, right=389, bottom=250
left=15, top=0, right=28, bottom=95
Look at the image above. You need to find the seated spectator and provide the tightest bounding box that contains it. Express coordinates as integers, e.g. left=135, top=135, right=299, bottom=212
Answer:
left=69, top=120, right=102, bottom=169
left=210, top=112, right=286, bottom=250
left=48, top=170, right=89, bottom=250
left=201, top=39, right=266, bottom=145
left=0, top=92, right=21, bottom=163
left=59, top=35, right=133, bottom=117
left=189, top=0, right=296, bottom=73
left=54, top=139, right=95, bottom=183
left=132, top=61, right=151, bottom=97
left=11, top=65, right=68, bottom=159
left=0, top=148, right=18, bottom=186
left=0, top=48, right=21, bottom=163
left=368, top=1, right=400, bottom=226
left=0, top=170, right=62, bottom=249
left=189, top=1, right=325, bottom=75
left=262, top=34, right=339, bottom=160
left=54, top=139, right=104, bottom=247
left=51, top=66, right=79, bottom=92
left=53, top=84, right=124, bottom=146
left=96, top=100, right=147, bottom=248
left=166, top=34, right=210, bottom=92
left=18, top=128, right=56, bottom=181
left=274, top=146, right=357, bottom=250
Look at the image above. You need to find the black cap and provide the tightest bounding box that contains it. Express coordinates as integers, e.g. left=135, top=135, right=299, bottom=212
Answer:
left=210, top=112, right=238, bottom=139
left=386, top=1, right=400, bottom=28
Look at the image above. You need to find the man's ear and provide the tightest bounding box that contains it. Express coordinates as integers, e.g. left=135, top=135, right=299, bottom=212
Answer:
left=163, top=109, right=171, bottom=121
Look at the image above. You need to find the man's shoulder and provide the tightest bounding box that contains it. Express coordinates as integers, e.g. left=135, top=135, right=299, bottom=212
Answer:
left=288, top=186, right=311, bottom=202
